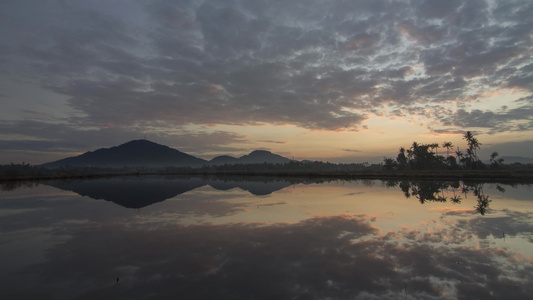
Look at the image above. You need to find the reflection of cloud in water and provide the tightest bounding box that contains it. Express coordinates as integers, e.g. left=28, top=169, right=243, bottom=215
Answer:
left=446, top=209, right=533, bottom=244
left=3, top=180, right=533, bottom=299
left=3, top=214, right=532, bottom=299
left=151, top=190, right=251, bottom=219
left=344, top=192, right=365, bottom=196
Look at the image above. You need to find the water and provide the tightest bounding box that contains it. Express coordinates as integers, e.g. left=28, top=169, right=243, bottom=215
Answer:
left=1, top=176, right=532, bottom=299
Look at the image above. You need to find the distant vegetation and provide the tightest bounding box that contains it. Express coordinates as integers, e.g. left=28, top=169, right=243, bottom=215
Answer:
left=0, top=160, right=381, bottom=183
left=382, top=131, right=506, bottom=171
left=1, top=132, right=533, bottom=182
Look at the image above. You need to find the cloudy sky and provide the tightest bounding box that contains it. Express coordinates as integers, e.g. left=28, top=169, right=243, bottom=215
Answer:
left=1, top=0, right=532, bottom=164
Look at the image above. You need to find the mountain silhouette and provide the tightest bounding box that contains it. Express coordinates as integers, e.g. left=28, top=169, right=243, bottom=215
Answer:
left=208, top=155, right=239, bottom=166
left=209, top=150, right=292, bottom=165
left=238, top=150, right=292, bottom=164
left=41, top=140, right=207, bottom=168
left=499, top=156, right=533, bottom=164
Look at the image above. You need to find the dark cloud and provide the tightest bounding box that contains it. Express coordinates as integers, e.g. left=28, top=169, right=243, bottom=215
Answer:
left=0, top=120, right=247, bottom=158
left=442, top=106, right=533, bottom=133
left=0, top=0, right=532, bottom=145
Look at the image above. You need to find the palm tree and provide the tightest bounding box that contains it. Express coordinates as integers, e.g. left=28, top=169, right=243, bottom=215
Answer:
left=464, top=131, right=474, bottom=144
left=406, top=148, right=414, bottom=161
left=455, top=148, right=465, bottom=166
left=411, top=141, right=419, bottom=152
left=490, top=151, right=504, bottom=167
left=430, top=143, right=439, bottom=155
left=490, top=151, right=499, bottom=163
left=442, top=141, right=453, bottom=157
left=470, top=137, right=481, bottom=160
left=463, top=131, right=482, bottom=163
left=397, top=147, right=408, bottom=169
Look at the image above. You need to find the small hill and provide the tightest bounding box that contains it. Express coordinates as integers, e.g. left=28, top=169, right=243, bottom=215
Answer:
left=238, top=150, right=292, bottom=164
left=208, top=155, right=239, bottom=166
left=500, top=156, right=533, bottom=164
left=41, top=140, right=207, bottom=168
left=209, top=150, right=292, bottom=166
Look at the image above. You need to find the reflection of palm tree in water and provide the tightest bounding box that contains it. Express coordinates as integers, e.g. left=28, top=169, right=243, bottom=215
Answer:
left=472, top=186, right=491, bottom=215
left=396, top=181, right=492, bottom=215
left=450, top=188, right=461, bottom=204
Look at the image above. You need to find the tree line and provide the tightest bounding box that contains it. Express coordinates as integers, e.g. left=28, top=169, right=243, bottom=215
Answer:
left=383, top=131, right=504, bottom=171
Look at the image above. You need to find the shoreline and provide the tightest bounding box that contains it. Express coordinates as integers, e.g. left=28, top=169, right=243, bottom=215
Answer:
left=2, top=169, right=533, bottom=183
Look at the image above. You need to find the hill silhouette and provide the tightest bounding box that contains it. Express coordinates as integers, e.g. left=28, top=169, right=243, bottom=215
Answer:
left=41, top=140, right=207, bottom=168
left=238, top=150, right=292, bottom=164
left=500, top=156, right=533, bottom=164
left=208, top=155, right=239, bottom=165
left=209, top=150, right=292, bottom=165
left=40, top=140, right=295, bottom=169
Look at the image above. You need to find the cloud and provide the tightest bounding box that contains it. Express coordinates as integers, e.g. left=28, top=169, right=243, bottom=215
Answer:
left=0, top=120, right=248, bottom=160
left=257, top=140, right=287, bottom=144
left=341, top=148, right=362, bottom=153
left=442, top=106, right=533, bottom=133
left=0, top=0, right=532, bottom=137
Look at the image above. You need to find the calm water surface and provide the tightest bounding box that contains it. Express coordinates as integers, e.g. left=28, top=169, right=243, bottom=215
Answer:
left=1, top=176, right=532, bottom=299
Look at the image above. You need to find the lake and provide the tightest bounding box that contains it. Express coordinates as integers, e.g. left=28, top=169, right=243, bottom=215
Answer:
left=1, top=176, right=532, bottom=299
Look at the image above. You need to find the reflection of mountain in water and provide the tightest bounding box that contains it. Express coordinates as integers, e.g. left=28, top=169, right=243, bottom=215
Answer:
left=208, top=180, right=293, bottom=195
left=44, top=176, right=296, bottom=208
left=45, top=177, right=206, bottom=209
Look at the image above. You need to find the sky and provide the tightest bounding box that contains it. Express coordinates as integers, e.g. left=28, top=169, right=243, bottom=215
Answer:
left=1, top=0, right=532, bottom=164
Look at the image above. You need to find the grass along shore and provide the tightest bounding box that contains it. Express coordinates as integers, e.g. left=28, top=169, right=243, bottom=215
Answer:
left=2, top=166, right=533, bottom=183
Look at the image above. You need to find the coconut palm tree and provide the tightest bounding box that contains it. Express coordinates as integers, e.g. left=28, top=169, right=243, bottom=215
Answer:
left=463, top=131, right=482, bottom=166
left=455, top=148, right=465, bottom=166
left=442, top=141, right=453, bottom=157
left=464, top=131, right=474, bottom=144
left=396, top=147, right=408, bottom=169
left=490, top=151, right=504, bottom=167
left=430, top=143, right=439, bottom=155
left=470, top=137, right=481, bottom=160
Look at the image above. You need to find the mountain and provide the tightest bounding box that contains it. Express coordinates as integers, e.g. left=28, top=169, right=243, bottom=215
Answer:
left=238, top=150, right=292, bottom=164
left=500, top=156, right=533, bottom=164
left=41, top=140, right=207, bottom=168
left=208, top=155, right=239, bottom=166
left=209, top=150, right=292, bottom=165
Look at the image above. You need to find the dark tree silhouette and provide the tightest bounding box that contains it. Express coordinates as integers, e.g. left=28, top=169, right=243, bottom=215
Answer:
left=489, top=151, right=504, bottom=168
left=442, top=141, right=453, bottom=157
left=382, top=131, right=491, bottom=171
